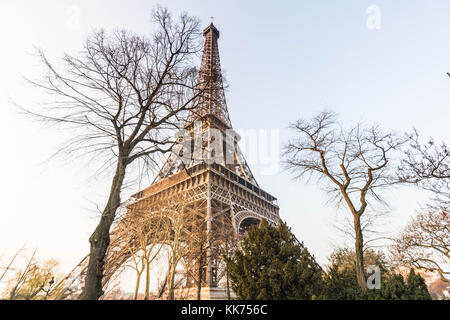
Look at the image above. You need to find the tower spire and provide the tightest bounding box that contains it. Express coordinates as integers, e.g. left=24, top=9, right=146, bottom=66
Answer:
left=188, top=23, right=232, bottom=128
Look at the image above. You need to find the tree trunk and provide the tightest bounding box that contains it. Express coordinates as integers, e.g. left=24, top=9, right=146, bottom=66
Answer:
left=167, top=246, right=178, bottom=300
left=196, top=267, right=202, bottom=300
left=144, top=261, right=150, bottom=300
left=353, top=214, right=367, bottom=290
left=168, top=265, right=175, bottom=300
left=196, top=244, right=203, bottom=300
left=134, top=272, right=141, bottom=300
left=226, top=263, right=230, bottom=300
left=80, top=158, right=127, bottom=300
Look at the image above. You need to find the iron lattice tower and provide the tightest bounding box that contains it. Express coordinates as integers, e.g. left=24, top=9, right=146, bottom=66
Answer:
left=60, top=23, right=280, bottom=300
left=187, top=23, right=231, bottom=127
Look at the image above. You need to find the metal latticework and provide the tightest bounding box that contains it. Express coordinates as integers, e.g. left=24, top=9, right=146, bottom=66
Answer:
left=187, top=23, right=232, bottom=128
left=59, top=23, right=280, bottom=300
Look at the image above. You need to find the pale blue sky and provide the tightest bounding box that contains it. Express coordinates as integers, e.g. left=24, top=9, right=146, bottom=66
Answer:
left=0, top=0, right=449, bottom=275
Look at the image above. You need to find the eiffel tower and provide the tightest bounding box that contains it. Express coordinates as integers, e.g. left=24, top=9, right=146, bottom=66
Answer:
left=59, top=23, right=280, bottom=300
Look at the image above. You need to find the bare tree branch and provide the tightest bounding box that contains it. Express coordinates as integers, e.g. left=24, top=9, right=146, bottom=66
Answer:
left=20, top=7, right=205, bottom=300
left=284, top=110, right=407, bottom=290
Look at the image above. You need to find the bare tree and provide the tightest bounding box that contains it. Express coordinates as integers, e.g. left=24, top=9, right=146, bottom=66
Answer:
left=126, top=244, right=146, bottom=300
left=140, top=193, right=208, bottom=300
left=391, top=209, right=449, bottom=282
left=183, top=221, right=208, bottom=300
left=399, top=129, right=449, bottom=209
left=21, top=7, right=204, bottom=299
left=118, top=212, right=165, bottom=300
left=164, top=199, right=190, bottom=300
left=0, top=246, right=27, bottom=284
left=213, top=210, right=237, bottom=300
left=284, top=111, right=407, bottom=290
left=142, top=219, right=165, bottom=300
left=393, top=130, right=450, bottom=282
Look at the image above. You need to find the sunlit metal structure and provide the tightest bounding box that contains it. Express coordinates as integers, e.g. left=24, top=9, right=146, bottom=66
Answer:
left=59, top=23, right=280, bottom=300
